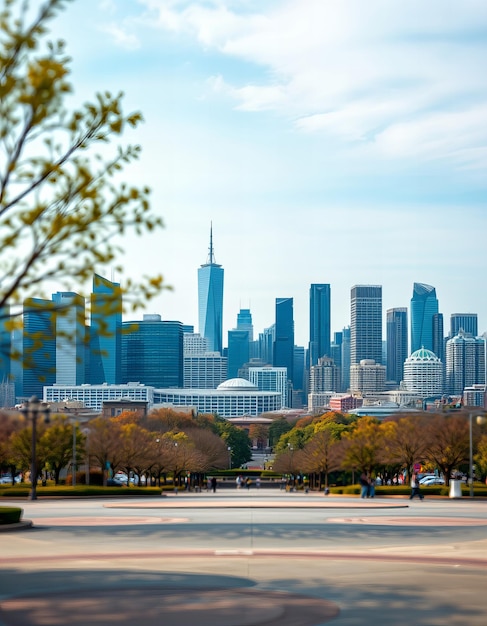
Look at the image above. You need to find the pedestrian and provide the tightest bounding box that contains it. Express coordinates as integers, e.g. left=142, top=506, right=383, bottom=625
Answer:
left=256, top=477, right=261, bottom=489
left=409, top=472, right=424, bottom=500
left=246, top=477, right=251, bottom=490
left=368, top=475, right=375, bottom=498
left=359, top=472, right=369, bottom=499
left=207, top=477, right=212, bottom=491
left=280, top=476, right=286, bottom=491
left=236, top=475, right=241, bottom=489
left=211, top=476, right=217, bottom=493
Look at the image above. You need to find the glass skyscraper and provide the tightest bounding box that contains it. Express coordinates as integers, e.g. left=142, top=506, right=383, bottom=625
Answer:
left=227, top=329, right=250, bottom=378
left=350, top=285, right=382, bottom=365
left=122, top=314, right=183, bottom=388
left=52, top=292, right=85, bottom=385
left=386, top=307, right=408, bottom=385
left=274, top=298, right=294, bottom=407
left=410, top=283, right=439, bottom=354
left=198, top=225, right=224, bottom=354
left=23, top=297, right=56, bottom=397
left=309, top=283, right=331, bottom=367
left=89, top=274, right=122, bottom=384
left=450, top=313, right=478, bottom=338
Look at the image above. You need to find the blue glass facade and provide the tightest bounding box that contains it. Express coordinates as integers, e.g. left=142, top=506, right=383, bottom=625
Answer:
left=0, top=306, right=11, bottom=385
left=52, top=292, right=86, bottom=385
left=273, top=297, right=294, bottom=382
left=23, top=298, right=56, bottom=397
left=350, top=285, right=382, bottom=365
left=386, top=308, right=408, bottom=384
left=410, top=283, right=438, bottom=354
left=122, top=316, right=183, bottom=387
left=309, top=283, right=331, bottom=366
left=89, top=274, right=122, bottom=384
left=198, top=227, right=224, bottom=354
left=227, top=329, right=250, bottom=379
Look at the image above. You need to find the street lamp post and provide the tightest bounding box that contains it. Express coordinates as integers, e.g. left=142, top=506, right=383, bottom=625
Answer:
left=20, top=396, right=50, bottom=501
left=82, top=427, right=90, bottom=485
left=469, top=413, right=487, bottom=498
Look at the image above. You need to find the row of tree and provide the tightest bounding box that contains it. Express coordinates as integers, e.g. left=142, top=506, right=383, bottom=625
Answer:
left=0, top=408, right=253, bottom=486
left=2, top=407, right=487, bottom=489
left=271, top=411, right=487, bottom=487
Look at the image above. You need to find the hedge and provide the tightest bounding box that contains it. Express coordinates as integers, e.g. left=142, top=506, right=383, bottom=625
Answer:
left=0, top=506, right=22, bottom=524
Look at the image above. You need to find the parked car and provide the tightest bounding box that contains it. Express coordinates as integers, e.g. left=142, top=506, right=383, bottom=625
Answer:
left=418, top=474, right=437, bottom=484
left=106, top=478, right=123, bottom=487
left=421, top=477, right=445, bottom=486
left=0, top=474, right=21, bottom=484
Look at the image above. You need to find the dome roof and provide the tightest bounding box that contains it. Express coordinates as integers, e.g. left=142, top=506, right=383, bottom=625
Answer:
left=217, top=378, right=257, bottom=391
left=407, top=347, right=440, bottom=362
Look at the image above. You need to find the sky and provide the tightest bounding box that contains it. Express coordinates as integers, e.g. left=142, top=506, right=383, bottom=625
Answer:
left=45, top=0, right=487, bottom=347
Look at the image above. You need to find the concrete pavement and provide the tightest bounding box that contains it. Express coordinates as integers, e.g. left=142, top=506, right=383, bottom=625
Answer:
left=1, top=491, right=487, bottom=625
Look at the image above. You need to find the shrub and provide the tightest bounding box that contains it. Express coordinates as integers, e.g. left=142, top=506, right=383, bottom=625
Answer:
left=0, top=506, right=22, bottom=524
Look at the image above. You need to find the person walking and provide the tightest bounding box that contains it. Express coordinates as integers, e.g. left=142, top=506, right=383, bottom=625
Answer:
left=409, top=472, right=424, bottom=500
left=211, top=476, right=217, bottom=493
left=359, top=472, right=369, bottom=499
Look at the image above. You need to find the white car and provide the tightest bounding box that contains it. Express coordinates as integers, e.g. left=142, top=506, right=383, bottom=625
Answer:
left=0, top=475, right=21, bottom=484
left=420, top=476, right=445, bottom=486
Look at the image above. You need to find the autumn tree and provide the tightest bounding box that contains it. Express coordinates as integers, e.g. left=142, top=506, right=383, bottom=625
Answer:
left=117, top=422, right=154, bottom=485
left=187, top=428, right=229, bottom=473
left=475, top=434, right=487, bottom=482
left=40, top=414, right=85, bottom=484
left=423, top=414, right=470, bottom=486
left=383, top=415, right=430, bottom=481
left=10, top=418, right=49, bottom=480
left=0, top=411, right=22, bottom=482
left=87, top=417, right=123, bottom=485
left=299, top=428, right=343, bottom=489
left=0, top=0, right=165, bottom=319
left=340, top=416, right=386, bottom=476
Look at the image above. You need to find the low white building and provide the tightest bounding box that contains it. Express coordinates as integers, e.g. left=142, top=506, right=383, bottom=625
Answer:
left=154, top=378, right=281, bottom=417
left=44, top=382, right=154, bottom=412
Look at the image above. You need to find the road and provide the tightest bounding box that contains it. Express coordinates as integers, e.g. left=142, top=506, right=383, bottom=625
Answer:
left=1, top=490, right=486, bottom=625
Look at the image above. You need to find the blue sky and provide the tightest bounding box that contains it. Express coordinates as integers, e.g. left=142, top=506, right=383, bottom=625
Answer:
left=49, top=0, right=487, bottom=346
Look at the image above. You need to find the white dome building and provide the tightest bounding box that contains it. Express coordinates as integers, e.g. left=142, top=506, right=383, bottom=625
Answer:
left=403, top=348, right=443, bottom=397
left=152, top=377, right=281, bottom=417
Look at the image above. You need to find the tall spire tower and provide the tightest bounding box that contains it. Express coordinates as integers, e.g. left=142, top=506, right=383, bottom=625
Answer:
left=198, top=224, right=224, bottom=354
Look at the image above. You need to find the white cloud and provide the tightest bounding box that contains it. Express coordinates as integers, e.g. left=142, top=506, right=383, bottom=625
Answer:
left=99, top=22, right=140, bottom=50
left=137, top=0, right=487, bottom=169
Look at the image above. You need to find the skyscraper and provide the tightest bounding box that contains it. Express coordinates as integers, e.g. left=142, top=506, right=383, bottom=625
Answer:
left=432, top=313, right=445, bottom=363
left=273, top=297, right=294, bottom=381
left=122, top=314, right=184, bottom=388
left=227, top=329, right=250, bottom=378
left=446, top=331, right=485, bottom=395
left=23, top=297, right=56, bottom=397
left=386, top=307, right=408, bottom=385
left=309, top=284, right=331, bottom=366
left=450, top=313, right=478, bottom=338
left=0, top=306, right=11, bottom=385
left=410, top=283, right=439, bottom=354
left=198, top=225, right=224, bottom=354
left=89, top=274, right=122, bottom=384
left=52, top=292, right=86, bottom=385
left=350, top=285, right=382, bottom=365
left=236, top=308, right=253, bottom=342
left=227, top=308, right=253, bottom=378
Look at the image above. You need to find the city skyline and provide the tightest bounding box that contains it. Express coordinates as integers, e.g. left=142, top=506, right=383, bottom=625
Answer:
left=36, top=1, right=487, bottom=346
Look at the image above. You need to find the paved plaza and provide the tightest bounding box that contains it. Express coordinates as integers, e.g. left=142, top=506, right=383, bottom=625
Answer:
left=1, top=490, right=487, bottom=625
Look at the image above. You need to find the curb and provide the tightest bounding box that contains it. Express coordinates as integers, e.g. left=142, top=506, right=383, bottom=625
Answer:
left=0, top=519, right=33, bottom=532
